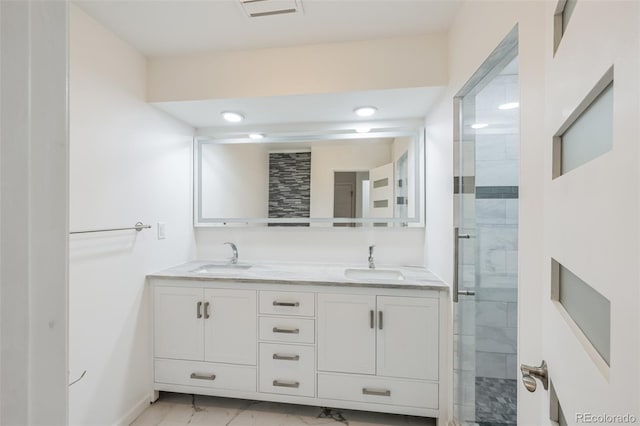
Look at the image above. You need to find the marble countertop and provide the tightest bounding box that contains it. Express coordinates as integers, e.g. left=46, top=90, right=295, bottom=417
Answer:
left=148, top=260, right=448, bottom=291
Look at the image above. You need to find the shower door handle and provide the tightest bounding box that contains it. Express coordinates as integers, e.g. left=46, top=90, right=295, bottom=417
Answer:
left=453, top=227, right=476, bottom=302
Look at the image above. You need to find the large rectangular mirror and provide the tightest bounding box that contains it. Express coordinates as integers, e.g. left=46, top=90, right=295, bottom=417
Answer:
left=194, top=128, right=424, bottom=227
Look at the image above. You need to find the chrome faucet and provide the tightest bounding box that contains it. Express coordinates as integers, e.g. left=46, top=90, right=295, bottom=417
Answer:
left=225, top=242, right=238, bottom=264
left=368, top=245, right=375, bottom=269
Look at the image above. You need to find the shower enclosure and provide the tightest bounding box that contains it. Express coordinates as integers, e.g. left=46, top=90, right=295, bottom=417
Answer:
left=453, top=29, right=519, bottom=426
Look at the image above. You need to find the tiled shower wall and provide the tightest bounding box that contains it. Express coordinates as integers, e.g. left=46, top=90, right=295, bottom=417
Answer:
left=474, top=72, right=519, bottom=381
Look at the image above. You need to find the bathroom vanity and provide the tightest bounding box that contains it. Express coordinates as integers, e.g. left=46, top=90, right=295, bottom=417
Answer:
left=147, top=262, right=448, bottom=423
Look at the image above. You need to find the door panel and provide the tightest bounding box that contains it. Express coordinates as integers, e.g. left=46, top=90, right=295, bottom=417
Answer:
left=376, top=296, right=439, bottom=381
left=317, top=293, right=376, bottom=374
left=452, top=30, right=520, bottom=425
left=154, top=286, right=204, bottom=360
left=369, top=162, right=394, bottom=218
left=203, top=289, right=257, bottom=365
left=542, top=1, right=640, bottom=423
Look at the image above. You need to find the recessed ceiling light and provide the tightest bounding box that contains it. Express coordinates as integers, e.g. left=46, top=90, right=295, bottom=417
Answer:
left=221, top=111, right=244, bottom=123
left=355, top=126, right=371, bottom=133
left=249, top=133, right=264, bottom=139
left=471, top=123, right=489, bottom=129
left=498, top=102, right=519, bottom=110
left=354, top=106, right=378, bottom=117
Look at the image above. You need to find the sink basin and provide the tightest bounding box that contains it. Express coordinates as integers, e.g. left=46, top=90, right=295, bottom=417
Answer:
left=344, top=268, right=405, bottom=281
left=191, top=261, right=252, bottom=273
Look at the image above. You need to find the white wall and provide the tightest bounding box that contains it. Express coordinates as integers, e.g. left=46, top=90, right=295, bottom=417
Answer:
left=0, top=1, right=69, bottom=424
left=196, top=227, right=425, bottom=267
left=69, top=6, right=195, bottom=425
left=147, top=34, right=448, bottom=102
left=310, top=140, right=392, bottom=219
left=201, top=143, right=269, bottom=219
left=424, top=1, right=546, bottom=423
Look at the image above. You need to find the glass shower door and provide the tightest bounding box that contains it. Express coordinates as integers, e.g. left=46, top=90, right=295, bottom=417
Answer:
left=453, top=32, right=519, bottom=426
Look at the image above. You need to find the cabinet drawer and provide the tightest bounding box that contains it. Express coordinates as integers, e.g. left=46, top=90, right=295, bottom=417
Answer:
left=259, top=316, right=315, bottom=344
left=155, top=358, right=256, bottom=392
left=260, top=291, right=315, bottom=317
left=259, top=343, right=315, bottom=397
left=317, top=373, right=438, bottom=409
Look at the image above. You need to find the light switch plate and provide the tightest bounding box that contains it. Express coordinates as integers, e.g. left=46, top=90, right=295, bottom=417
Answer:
left=157, top=222, right=166, bottom=240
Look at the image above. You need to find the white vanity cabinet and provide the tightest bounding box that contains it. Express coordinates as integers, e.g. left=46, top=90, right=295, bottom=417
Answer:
left=317, top=293, right=439, bottom=410
left=154, top=286, right=256, bottom=364
left=318, top=294, right=438, bottom=380
left=150, top=276, right=446, bottom=423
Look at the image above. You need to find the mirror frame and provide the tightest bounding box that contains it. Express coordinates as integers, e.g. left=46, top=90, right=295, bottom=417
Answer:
left=193, top=127, right=425, bottom=227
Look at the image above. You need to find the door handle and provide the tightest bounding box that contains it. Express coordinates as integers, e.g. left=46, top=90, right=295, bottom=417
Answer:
left=453, top=227, right=476, bottom=302
left=204, top=301, right=210, bottom=319
left=521, top=360, right=548, bottom=392
left=370, top=310, right=374, bottom=329
left=378, top=311, right=383, bottom=330
left=196, top=301, right=202, bottom=319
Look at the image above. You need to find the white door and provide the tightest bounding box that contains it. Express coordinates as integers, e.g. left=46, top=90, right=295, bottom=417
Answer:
left=526, top=2, right=640, bottom=424
left=203, top=289, right=257, bottom=365
left=317, top=293, right=376, bottom=374
left=369, top=162, right=394, bottom=219
left=154, top=286, right=204, bottom=360
left=376, top=296, right=439, bottom=381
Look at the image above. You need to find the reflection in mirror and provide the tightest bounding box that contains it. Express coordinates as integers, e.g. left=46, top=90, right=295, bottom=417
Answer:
left=195, top=129, right=423, bottom=227
left=333, top=171, right=369, bottom=227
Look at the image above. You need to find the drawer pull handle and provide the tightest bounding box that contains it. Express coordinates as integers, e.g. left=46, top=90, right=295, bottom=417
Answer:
left=273, top=301, right=300, bottom=307
left=273, top=353, right=300, bottom=361
left=273, top=327, right=299, bottom=334
left=196, top=301, right=202, bottom=319
left=204, top=301, right=210, bottom=319
left=273, top=380, right=300, bottom=388
left=362, top=388, right=391, bottom=397
left=190, top=373, right=216, bottom=381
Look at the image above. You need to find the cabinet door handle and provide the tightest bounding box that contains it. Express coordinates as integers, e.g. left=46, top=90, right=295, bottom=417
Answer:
left=378, top=311, right=383, bottom=330
left=204, top=302, right=210, bottom=319
left=196, top=301, right=202, bottom=319
left=273, top=301, right=300, bottom=307
left=362, top=388, right=391, bottom=397
left=190, top=373, right=216, bottom=381
left=272, top=327, right=299, bottom=334
left=273, top=380, right=299, bottom=388
left=370, top=310, right=374, bottom=329
left=273, top=353, right=300, bottom=361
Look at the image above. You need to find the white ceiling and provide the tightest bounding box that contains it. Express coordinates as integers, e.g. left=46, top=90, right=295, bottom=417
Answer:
left=74, top=0, right=462, bottom=56
left=153, top=86, right=444, bottom=131
left=75, top=1, right=452, bottom=130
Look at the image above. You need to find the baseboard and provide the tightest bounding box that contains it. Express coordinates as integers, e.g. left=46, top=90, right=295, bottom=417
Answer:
left=112, top=393, right=153, bottom=426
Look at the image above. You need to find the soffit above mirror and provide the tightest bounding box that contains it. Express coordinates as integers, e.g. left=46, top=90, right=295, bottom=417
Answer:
left=153, top=86, right=444, bottom=130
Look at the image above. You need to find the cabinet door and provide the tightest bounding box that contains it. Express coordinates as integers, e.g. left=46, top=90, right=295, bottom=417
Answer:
left=203, top=289, right=256, bottom=365
left=154, top=286, right=204, bottom=360
left=317, top=293, right=376, bottom=374
left=376, top=296, right=438, bottom=380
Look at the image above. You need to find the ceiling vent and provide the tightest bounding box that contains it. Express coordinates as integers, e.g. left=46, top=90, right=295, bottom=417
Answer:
left=239, top=0, right=304, bottom=18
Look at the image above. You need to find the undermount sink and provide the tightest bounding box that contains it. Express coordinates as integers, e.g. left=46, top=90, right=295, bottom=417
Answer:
left=191, top=261, right=252, bottom=273
left=344, top=268, right=405, bottom=281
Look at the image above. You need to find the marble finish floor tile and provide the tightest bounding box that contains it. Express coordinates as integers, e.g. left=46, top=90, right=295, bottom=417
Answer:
left=131, top=393, right=435, bottom=426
